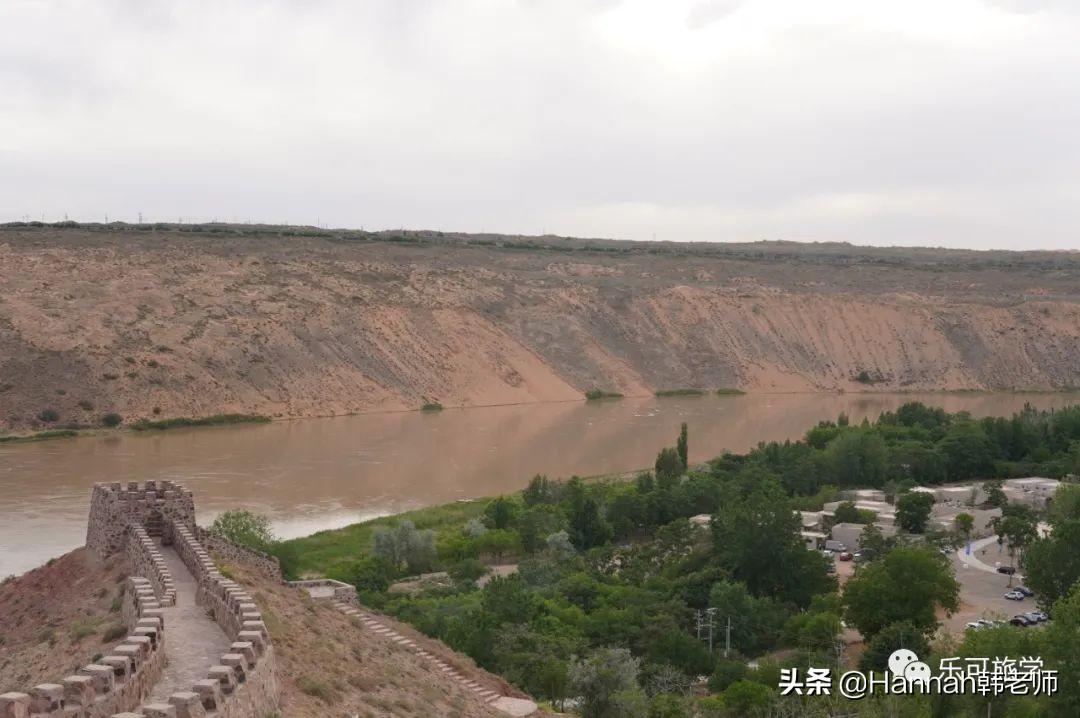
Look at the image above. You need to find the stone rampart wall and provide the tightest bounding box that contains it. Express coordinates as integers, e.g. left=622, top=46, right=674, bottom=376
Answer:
left=0, top=577, right=167, bottom=717
left=113, top=522, right=280, bottom=718
left=192, top=526, right=282, bottom=582
left=124, top=526, right=176, bottom=607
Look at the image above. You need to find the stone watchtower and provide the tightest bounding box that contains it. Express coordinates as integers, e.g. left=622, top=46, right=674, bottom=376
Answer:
left=86, top=480, right=196, bottom=559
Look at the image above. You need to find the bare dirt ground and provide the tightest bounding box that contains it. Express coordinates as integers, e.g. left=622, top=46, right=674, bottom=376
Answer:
left=2, top=223, right=1078, bottom=432
left=0, top=549, right=129, bottom=691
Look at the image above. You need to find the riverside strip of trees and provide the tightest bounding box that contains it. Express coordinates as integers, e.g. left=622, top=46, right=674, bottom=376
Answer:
left=263, top=403, right=1080, bottom=717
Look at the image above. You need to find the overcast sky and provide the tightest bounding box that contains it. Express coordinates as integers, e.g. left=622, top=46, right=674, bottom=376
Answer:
left=2, top=1, right=1079, bottom=249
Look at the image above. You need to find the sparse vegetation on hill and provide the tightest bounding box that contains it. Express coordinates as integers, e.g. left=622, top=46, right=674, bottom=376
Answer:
left=1, top=223, right=1078, bottom=432
left=584, top=389, right=623, bottom=401
left=129, top=413, right=270, bottom=431
left=654, top=388, right=706, bottom=397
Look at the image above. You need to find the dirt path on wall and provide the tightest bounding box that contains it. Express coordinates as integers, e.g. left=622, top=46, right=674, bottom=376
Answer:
left=147, top=541, right=232, bottom=702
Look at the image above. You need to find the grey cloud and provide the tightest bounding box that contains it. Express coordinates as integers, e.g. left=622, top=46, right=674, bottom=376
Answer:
left=686, top=0, right=745, bottom=29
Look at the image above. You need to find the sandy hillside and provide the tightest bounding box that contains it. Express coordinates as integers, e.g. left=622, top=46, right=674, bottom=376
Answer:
left=1, top=223, right=1078, bottom=431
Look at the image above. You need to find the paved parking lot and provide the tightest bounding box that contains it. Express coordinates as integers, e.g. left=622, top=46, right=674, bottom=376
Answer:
left=943, top=539, right=1042, bottom=633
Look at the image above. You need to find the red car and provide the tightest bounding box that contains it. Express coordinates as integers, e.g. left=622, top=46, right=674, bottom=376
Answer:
left=838, top=551, right=853, bottom=561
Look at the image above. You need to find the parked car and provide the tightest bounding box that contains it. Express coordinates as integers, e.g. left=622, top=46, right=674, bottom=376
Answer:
left=975, top=619, right=997, bottom=628
left=997, top=566, right=1017, bottom=575
left=1034, top=611, right=1050, bottom=622
left=838, top=551, right=853, bottom=561
left=826, top=563, right=836, bottom=575
left=1023, top=612, right=1043, bottom=624
left=1004, top=590, right=1025, bottom=601
left=1014, top=586, right=1034, bottom=597
left=965, top=621, right=983, bottom=630
left=1010, top=615, right=1031, bottom=627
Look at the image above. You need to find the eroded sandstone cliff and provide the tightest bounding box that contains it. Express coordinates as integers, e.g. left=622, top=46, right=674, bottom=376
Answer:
left=1, top=224, right=1077, bottom=431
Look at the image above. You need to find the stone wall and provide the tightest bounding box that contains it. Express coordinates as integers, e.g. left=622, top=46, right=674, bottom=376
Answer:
left=192, top=526, right=282, bottom=582
left=119, top=521, right=280, bottom=718
left=124, top=526, right=176, bottom=607
left=287, top=578, right=357, bottom=604
left=0, top=577, right=167, bottom=718
left=87, top=482, right=195, bottom=560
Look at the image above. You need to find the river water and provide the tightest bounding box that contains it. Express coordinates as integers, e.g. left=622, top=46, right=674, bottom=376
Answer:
left=1, top=392, right=1077, bottom=576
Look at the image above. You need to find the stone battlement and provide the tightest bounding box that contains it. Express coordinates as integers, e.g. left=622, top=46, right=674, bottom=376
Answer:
left=0, top=577, right=167, bottom=718
left=87, top=482, right=196, bottom=560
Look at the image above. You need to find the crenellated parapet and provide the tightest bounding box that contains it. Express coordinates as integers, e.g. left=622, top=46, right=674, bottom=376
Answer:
left=0, top=577, right=167, bottom=717
left=87, top=482, right=196, bottom=560
left=119, top=521, right=279, bottom=718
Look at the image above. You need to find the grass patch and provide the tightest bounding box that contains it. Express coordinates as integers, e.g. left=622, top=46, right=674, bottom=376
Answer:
left=420, top=402, right=443, bottom=412
left=129, top=413, right=271, bottom=431
left=272, top=501, right=485, bottom=579
left=70, top=616, right=106, bottom=641
left=714, top=388, right=746, bottom=395
left=296, top=675, right=337, bottom=703
left=654, top=388, right=706, bottom=397
left=0, top=429, right=79, bottom=444
left=585, top=389, right=623, bottom=401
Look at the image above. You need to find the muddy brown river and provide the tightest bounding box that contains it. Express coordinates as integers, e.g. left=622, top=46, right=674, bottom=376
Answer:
left=2, top=392, right=1078, bottom=576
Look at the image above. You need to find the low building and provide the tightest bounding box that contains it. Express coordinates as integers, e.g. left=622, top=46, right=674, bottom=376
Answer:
left=799, top=511, right=824, bottom=531
left=830, top=521, right=897, bottom=550
left=800, top=530, right=828, bottom=550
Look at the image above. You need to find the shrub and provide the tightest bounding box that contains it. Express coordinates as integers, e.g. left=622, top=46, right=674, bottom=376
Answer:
left=78, top=400, right=94, bottom=411
left=448, top=558, right=489, bottom=583
left=210, top=509, right=276, bottom=551
left=101, top=413, right=123, bottom=427
left=102, top=623, right=127, bottom=643
left=421, top=402, right=444, bottom=412
left=37, top=408, right=60, bottom=422
left=585, top=389, right=623, bottom=401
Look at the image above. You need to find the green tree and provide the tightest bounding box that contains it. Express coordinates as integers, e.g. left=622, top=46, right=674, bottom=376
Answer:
left=991, top=504, right=1038, bottom=569
left=711, top=478, right=834, bottom=607
left=842, top=546, right=959, bottom=638
left=448, top=558, right=489, bottom=584
left=648, top=693, right=692, bottom=718
left=1048, top=483, right=1080, bottom=525
left=209, top=509, right=276, bottom=551
left=833, top=501, right=862, bottom=524
left=708, top=580, right=787, bottom=657
left=518, top=504, right=563, bottom=553
left=859, top=621, right=928, bottom=672
left=896, top=491, right=935, bottom=533
left=484, top=496, right=519, bottom=530
left=1044, top=580, right=1080, bottom=716
left=858, top=523, right=892, bottom=560
left=569, top=648, right=648, bottom=718
left=983, top=479, right=1008, bottom=508
left=825, top=430, right=888, bottom=487
left=523, top=474, right=558, bottom=506
left=655, top=447, right=684, bottom=485
left=569, top=495, right=612, bottom=550
left=1024, top=520, right=1080, bottom=608
left=372, top=520, right=436, bottom=573
left=481, top=574, right=538, bottom=624
left=938, top=422, right=995, bottom=480
left=677, top=423, right=689, bottom=470
left=708, top=659, right=747, bottom=692
left=719, top=680, right=774, bottom=717
left=954, top=512, right=974, bottom=541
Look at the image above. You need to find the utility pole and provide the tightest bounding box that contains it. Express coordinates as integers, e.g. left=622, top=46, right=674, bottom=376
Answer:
left=724, top=615, right=731, bottom=658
